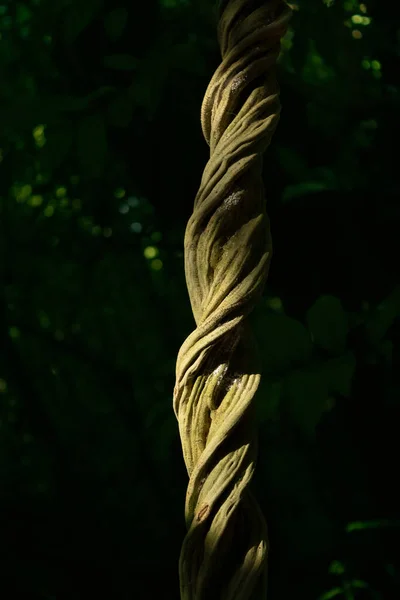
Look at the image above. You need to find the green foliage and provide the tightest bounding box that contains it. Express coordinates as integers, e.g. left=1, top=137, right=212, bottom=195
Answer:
left=346, top=519, right=400, bottom=532
left=283, top=180, right=334, bottom=201
left=319, top=588, right=342, bottom=600
left=104, top=8, right=128, bottom=41
left=364, top=286, right=400, bottom=345
left=104, top=54, right=139, bottom=70
left=256, top=310, right=312, bottom=374
left=63, top=0, right=103, bottom=42
left=283, top=351, right=356, bottom=440
left=76, top=114, right=107, bottom=177
left=307, top=296, right=348, bottom=354
left=107, top=92, right=133, bottom=128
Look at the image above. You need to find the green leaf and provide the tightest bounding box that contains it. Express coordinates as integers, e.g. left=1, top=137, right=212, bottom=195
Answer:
left=104, top=54, right=139, bottom=71
left=283, top=366, right=330, bottom=440
left=256, top=378, right=282, bottom=423
left=104, top=7, right=128, bottom=41
left=159, top=0, right=190, bottom=7
left=282, top=352, right=355, bottom=439
left=365, top=286, right=400, bottom=345
left=329, top=560, right=345, bottom=575
left=128, top=78, right=162, bottom=121
left=55, top=87, right=115, bottom=112
left=256, top=312, right=312, bottom=375
left=16, top=2, right=33, bottom=24
left=63, top=0, right=103, bottom=43
left=170, top=39, right=207, bottom=75
left=320, top=352, right=356, bottom=398
left=277, top=146, right=309, bottom=181
left=307, top=295, right=348, bottom=354
left=350, top=580, right=368, bottom=589
left=42, top=126, right=74, bottom=170
left=76, top=114, right=107, bottom=178
left=346, top=519, right=400, bottom=532
left=318, top=588, right=343, bottom=600
left=378, top=339, right=393, bottom=365
left=108, top=93, right=133, bottom=128
left=283, top=181, right=331, bottom=202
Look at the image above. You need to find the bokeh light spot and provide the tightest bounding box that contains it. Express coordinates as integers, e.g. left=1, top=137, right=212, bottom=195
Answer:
left=9, top=326, right=20, bottom=339
left=130, top=222, right=142, bottom=233
left=150, top=259, right=163, bottom=271
left=44, top=206, right=54, bottom=217
left=114, top=188, right=126, bottom=199
left=144, top=246, right=159, bottom=259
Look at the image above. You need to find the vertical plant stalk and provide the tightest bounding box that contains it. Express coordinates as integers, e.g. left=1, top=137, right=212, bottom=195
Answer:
left=173, top=1, right=291, bottom=598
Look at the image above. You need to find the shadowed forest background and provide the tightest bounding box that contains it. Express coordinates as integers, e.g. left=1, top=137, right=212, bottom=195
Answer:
left=0, top=0, right=399, bottom=598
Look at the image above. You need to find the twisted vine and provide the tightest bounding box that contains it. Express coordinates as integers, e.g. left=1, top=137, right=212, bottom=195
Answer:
left=173, top=1, right=291, bottom=598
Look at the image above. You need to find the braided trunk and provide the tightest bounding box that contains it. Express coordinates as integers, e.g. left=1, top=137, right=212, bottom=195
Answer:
left=173, top=1, right=291, bottom=598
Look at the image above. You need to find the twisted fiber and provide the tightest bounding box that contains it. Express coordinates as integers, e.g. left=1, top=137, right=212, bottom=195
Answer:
left=173, top=1, right=291, bottom=598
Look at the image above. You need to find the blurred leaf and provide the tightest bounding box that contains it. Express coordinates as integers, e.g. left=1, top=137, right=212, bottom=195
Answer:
left=126, top=35, right=174, bottom=119
left=128, top=79, right=161, bottom=120
left=160, top=0, right=190, bottom=7
left=289, top=20, right=310, bottom=75
left=170, top=37, right=207, bottom=75
left=351, top=580, right=369, bottom=589
left=152, top=414, right=177, bottom=464
left=318, top=588, right=343, bottom=600
left=108, top=93, right=133, bottom=128
left=55, top=88, right=115, bottom=112
left=256, top=312, right=312, bottom=375
left=283, top=181, right=331, bottom=201
left=42, top=126, right=74, bottom=170
left=104, top=54, right=139, bottom=71
left=76, top=114, right=107, bottom=178
left=329, top=560, right=345, bottom=575
left=365, top=286, right=400, bottom=345
left=302, top=39, right=335, bottom=85
left=283, top=366, right=329, bottom=440
left=307, top=296, right=348, bottom=354
left=346, top=519, right=400, bottom=532
left=16, top=3, right=33, bottom=25
left=282, top=167, right=337, bottom=201
left=320, top=352, right=356, bottom=398
left=256, top=378, right=282, bottom=423
left=103, top=7, right=128, bottom=41
left=378, top=339, right=393, bottom=365
left=283, top=352, right=355, bottom=439
left=63, top=0, right=103, bottom=43
left=277, top=146, right=309, bottom=181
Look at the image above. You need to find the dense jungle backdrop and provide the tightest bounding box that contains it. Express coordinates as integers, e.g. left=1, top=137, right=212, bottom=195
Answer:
left=0, top=0, right=399, bottom=598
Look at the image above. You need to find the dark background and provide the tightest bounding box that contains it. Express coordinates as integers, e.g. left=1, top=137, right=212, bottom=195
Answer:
left=0, top=0, right=399, bottom=598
